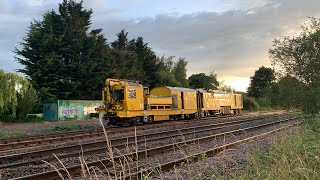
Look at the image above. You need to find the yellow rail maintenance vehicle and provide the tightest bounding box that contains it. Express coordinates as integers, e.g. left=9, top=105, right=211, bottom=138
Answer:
left=98, top=78, right=243, bottom=126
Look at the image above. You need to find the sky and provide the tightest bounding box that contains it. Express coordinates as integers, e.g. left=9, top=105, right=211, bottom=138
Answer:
left=1, top=0, right=320, bottom=92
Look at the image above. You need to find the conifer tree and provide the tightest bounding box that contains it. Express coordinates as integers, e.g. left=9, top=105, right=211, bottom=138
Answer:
left=15, top=0, right=108, bottom=100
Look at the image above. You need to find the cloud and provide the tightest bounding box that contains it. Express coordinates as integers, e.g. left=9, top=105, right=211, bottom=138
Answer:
left=1, top=0, right=320, bottom=91
left=90, top=0, right=320, bottom=91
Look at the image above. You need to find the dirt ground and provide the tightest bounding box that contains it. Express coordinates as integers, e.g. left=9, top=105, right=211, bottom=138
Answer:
left=0, top=118, right=104, bottom=136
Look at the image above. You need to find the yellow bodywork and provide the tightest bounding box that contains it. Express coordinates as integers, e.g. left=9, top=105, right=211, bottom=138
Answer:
left=100, top=78, right=243, bottom=125
left=147, top=87, right=198, bottom=121
left=112, top=86, right=145, bottom=118
left=101, top=79, right=145, bottom=118
left=201, top=92, right=243, bottom=114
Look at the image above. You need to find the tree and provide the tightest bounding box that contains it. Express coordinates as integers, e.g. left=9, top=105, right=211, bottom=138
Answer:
left=154, top=56, right=181, bottom=87
left=269, top=17, right=320, bottom=114
left=0, top=70, right=37, bottom=119
left=270, top=18, right=320, bottom=85
left=172, top=58, right=189, bottom=87
left=127, top=35, right=158, bottom=86
left=188, top=72, right=219, bottom=90
left=217, top=81, right=236, bottom=92
left=15, top=0, right=108, bottom=100
left=16, top=87, right=39, bottom=118
left=276, top=75, right=304, bottom=109
left=247, top=66, right=275, bottom=98
left=108, top=30, right=144, bottom=81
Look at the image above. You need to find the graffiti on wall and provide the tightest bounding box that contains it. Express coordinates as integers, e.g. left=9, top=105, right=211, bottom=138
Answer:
left=62, top=107, right=78, bottom=116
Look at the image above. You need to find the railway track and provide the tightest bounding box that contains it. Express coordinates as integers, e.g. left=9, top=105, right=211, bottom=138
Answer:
left=130, top=122, right=300, bottom=179
left=0, top=113, right=290, bottom=168
left=0, top=115, right=241, bottom=151
left=0, top=112, right=285, bottom=153
left=0, top=112, right=298, bottom=179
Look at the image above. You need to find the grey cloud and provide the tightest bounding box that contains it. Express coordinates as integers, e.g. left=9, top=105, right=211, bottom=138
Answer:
left=1, top=0, right=320, bottom=90
left=91, top=0, right=320, bottom=79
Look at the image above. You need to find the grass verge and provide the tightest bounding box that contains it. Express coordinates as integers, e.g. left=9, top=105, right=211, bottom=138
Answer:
left=0, top=115, right=43, bottom=123
left=50, top=124, right=85, bottom=132
left=228, top=113, right=320, bottom=179
left=0, top=131, right=27, bottom=138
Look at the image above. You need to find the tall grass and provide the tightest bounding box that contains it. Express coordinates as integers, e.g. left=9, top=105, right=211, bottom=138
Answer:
left=232, top=113, right=320, bottom=179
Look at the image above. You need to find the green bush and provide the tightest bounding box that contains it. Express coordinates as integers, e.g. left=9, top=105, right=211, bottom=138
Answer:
left=16, top=88, right=39, bottom=118
left=0, top=115, right=42, bottom=123
left=243, top=96, right=260, bottom=111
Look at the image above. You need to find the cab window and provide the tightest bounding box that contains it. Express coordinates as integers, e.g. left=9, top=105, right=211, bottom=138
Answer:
left=114, top=89, right=124, bottom=101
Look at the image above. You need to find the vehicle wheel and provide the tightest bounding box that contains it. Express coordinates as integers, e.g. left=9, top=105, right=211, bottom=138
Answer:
left=148, top=116, right=154, bottom=123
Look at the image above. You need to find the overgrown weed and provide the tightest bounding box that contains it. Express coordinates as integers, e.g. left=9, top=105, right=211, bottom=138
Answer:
left=51, top=124, right=85, bottom=132
left=207, top=113, right=320, bottom=179
left=0, top=131, right=27, bottom=138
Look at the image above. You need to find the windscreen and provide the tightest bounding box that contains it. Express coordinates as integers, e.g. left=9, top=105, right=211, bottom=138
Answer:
left=113, top=89, right=124, bottom=101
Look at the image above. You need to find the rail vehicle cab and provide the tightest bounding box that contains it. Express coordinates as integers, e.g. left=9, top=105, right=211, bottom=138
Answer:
left=99, top=78, right=145, bottom=126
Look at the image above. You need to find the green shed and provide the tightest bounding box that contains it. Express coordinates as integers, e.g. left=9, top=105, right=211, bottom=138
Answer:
left=43, top=100, right=102, bottom=121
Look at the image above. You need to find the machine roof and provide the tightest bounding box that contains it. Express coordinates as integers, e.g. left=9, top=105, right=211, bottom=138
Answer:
left=166, top=86, right=197, bottom=92
left=197, top=89, right=207, bottom=93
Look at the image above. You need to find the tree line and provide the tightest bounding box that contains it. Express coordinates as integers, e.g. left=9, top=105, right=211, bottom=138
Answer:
left=1, top=0, right=220, bottom=121
left=246, top=18, right=320, bottom=115
left=2, top=0, right=319, bottom=121
left=14, top=0, right=219, bottom=101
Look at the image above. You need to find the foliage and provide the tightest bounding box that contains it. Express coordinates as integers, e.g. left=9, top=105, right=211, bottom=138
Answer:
left=172, top=58, right=189, bottom=87
left=237, top=114, right=320, bottom=179
left=188, top=72, right=219, bottom=90
left=51, top=124, right=85, bottom=132
left=15, top=0, right=191, bottom=100
left=15, top=0, right=108, bottom=100
left=275, top=75, right=304, bottom=109
left=270, top=18, right=320, bottom=85
left=153, top=56, right=183, bottom=87
left=0, top=131, right=27, bottom=138
left=254, top=83, right=280, bottom=108
left=0, top=70, right=36, bottom=119
left=16, top=88, right=39, bottom=118
left=0, top=115, right=42, bottom=123
left=270, top=17, right=320, bottom=114
left=217, top=81, right=236, bottom=92
left=247, top=66, right=275, bottom=98
left=243, top=96, right=260, bottom=111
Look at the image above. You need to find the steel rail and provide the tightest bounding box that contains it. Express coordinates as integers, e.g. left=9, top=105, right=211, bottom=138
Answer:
left=0, top=113, right=288, bottom=164
left=0, top=113, right=284, bottom=153
left=0, top=114, right=249, bottom=151
left=0, top=111, right=287, bottom=146
left=11, top=117, right=297, bottom=180
left=0, top=113, right=288, bottom=168
left=128, top=122, right=301, bottom=179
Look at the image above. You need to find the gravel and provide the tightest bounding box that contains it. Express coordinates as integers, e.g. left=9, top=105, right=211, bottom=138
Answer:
left=0, top=111, right=285, bottom=136
left=0, top=113, right=298, bottom=179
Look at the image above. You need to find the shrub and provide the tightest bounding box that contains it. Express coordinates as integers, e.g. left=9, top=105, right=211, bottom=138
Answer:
left=16, top=88, right=39, bottom=118
left=243, top=96, right=260, bottom=111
